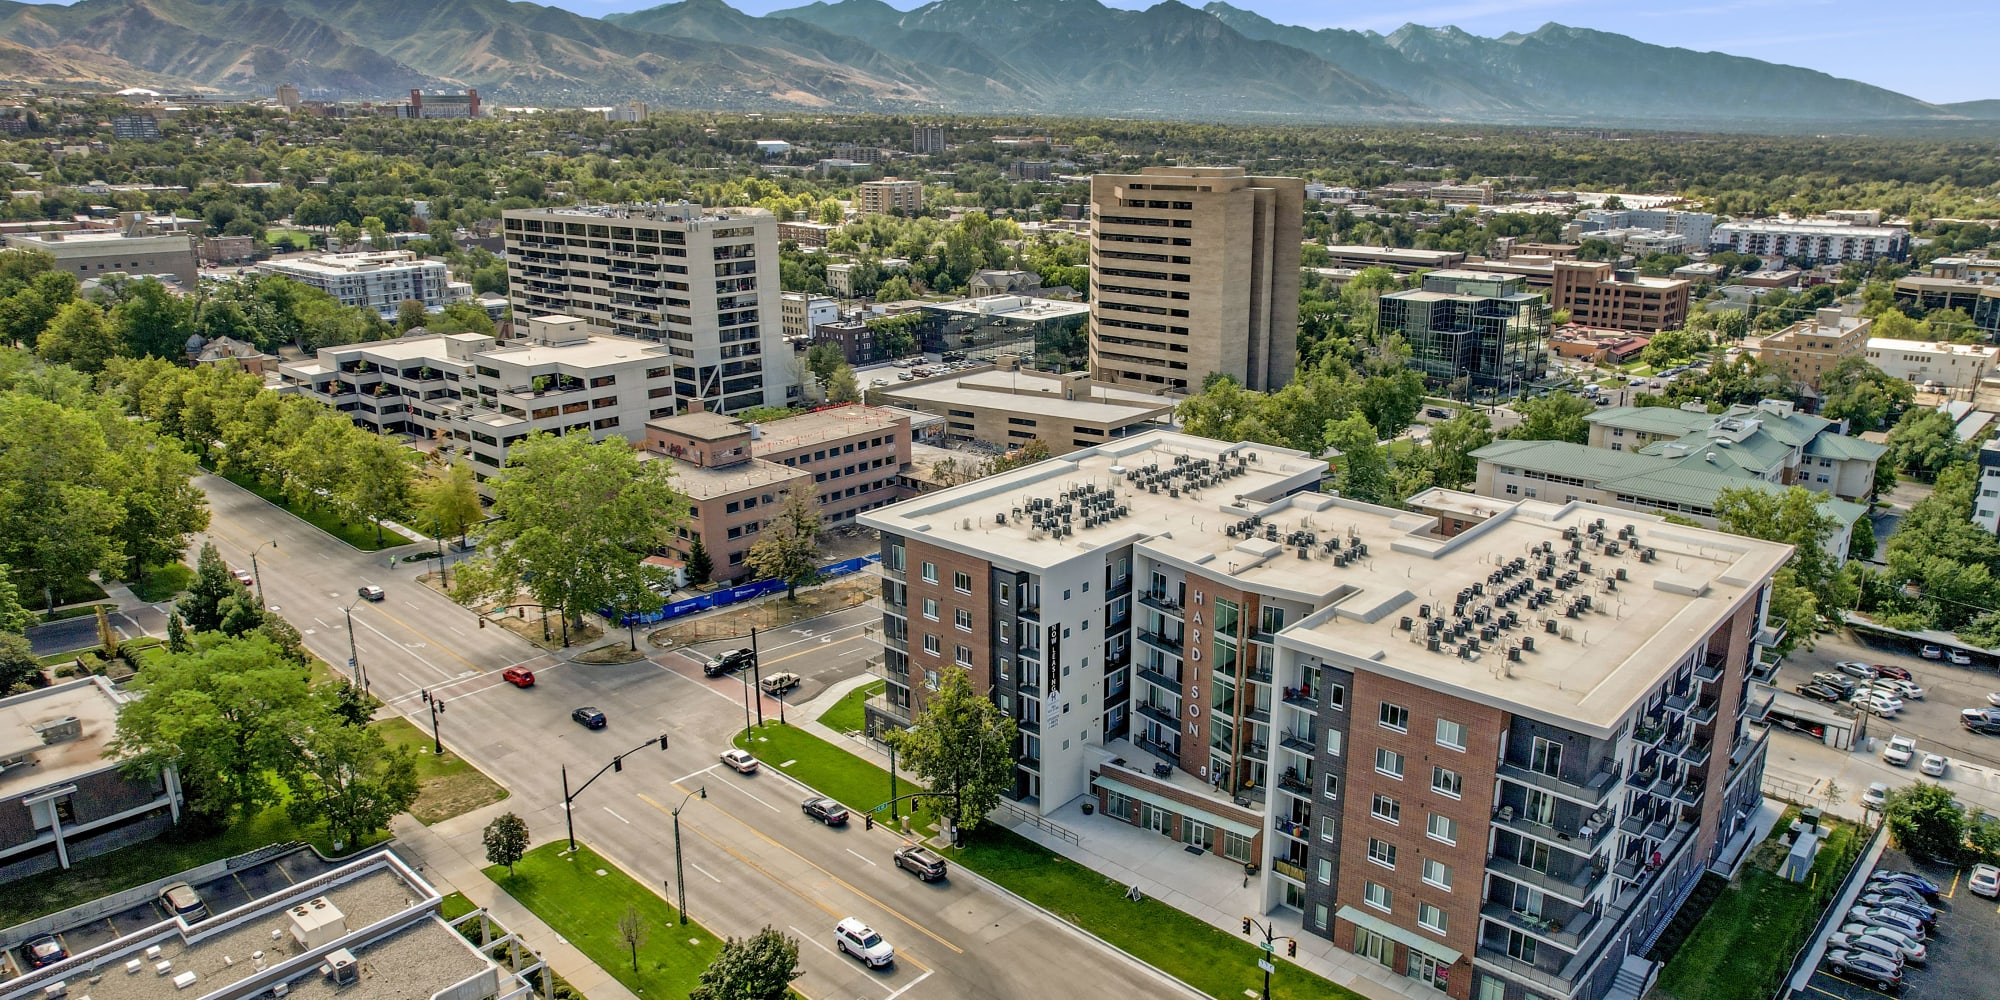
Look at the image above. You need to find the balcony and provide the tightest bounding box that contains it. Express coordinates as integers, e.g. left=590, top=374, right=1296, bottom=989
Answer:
left=1486, top=854, right=1608, bottom=907
left=1136, top=703, right=1179, bottom=729
left=1017, top=714, right=1041, bottom=734
left=1475, top=947, right=1574, bottom=997
left=1278, top=769, right=1312, bottom=796
left=866, top=694, right=911, bottom=727
left=1136, top=629, right=1183, bottom=654
left=1755, top=616, right=1788, bottom=648
left=1281, top=686, right=1318, bottom=709
left=1664, top=692, right=1694, bottom=716
left=1695, top=656, right=1725, bottom=685
left=1481, top=902, right=1588, bottom=951
left=1674, top=780, right=1705, bottom=806
left=1279, top=728, right=1317, bottom=754
left=1680, top=743, right=1711, bottom=770
left=1245, top=664, right=1273, bottom=685
left=1106, top=575, right=1133, bottom=598
left=1244, top=704, right=1272, bottom=725
left=1497, top=760, right=1621, bottom=809
left=1018, top=604, right=1041, bottom=622
left=1018, top=754, right=1040, bottom=771
left=1273, top=815, right=1311, bottom=841
left=1136, top=665, right=1181, bottom=693
left=1494, top=806, right=1612, bottom=854
left=1271, top=860, right=1307, bottom=883
left=1689, top=699, right=1719, bottom=727
left=1633, top=720, right=1666, bottom=748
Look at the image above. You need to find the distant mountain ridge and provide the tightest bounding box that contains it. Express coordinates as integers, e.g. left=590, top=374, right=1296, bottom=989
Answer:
left=0, top=0, right=1973, bottom=126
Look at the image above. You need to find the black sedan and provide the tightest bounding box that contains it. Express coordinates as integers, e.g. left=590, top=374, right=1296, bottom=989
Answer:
left=571, top=706, right=607, bottom=729
left=801, top=796, right=849, bottom=825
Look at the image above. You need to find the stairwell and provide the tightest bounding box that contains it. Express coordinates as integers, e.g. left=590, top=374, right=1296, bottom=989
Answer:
left=1605, top=955, right=1658, bottom=1000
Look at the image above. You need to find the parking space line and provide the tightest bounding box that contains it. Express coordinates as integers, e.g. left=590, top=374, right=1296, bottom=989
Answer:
left=275, top=861, right=296, bottom=885
left=1799, top=981, right=1849, bottom=999
left=1945, top=868, right=1961, bottom=899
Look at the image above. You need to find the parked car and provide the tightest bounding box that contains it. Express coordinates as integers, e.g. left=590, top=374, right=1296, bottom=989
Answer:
left=1988, top=691, right=2000, bottom=707
left=1853, top=691, right=1902, bottom=716
left=1862, top=782, right=1890, bottom=809
left=801, top=796, right=848, bottom=825
left=1967, top=863, right=2000, bottom=899
left=358, top=584, right=385, bottom=602
left=719, top=748, right=759, bottom=774
left=1826, top=932, right=1905, bottom=970
left=1812, top=672, right=1858, bottom=696
left=703, top=648, right=755, bottom=678
left=1876, top=678, right=1925, bottom=700
left=1965, top=716, right=2000, bottom=735
left=231, top=568, right=255, bottom=588
left=1921, top=644, right=1944, bottom=660
left=1872, top=664, right=1914, bottom=682
left=894, top=844, right=948, bottom=881
left=1796, top=683, right=1845, bottom=703
left=1950, top=648, right=1974, bottom=665
left=1862, top=880, right=1932, bottom=907
left=1848, top=906, right=1927, bottom=940
left=25, top=936, right=66, bottom=968
left=1870, top=871, right=1942, bottom=899
left=1963, top=707, right=2000, bottom=727
left=1882, top=736, right=1918, bottom=766
left=1841, top=922, right=1928, bottom=963
left=158, top=881, right=208, bottom=920
left=1425, top=407, right=1452, bottom=419
left=834, top=917, right=894, bottom=967
left=502, top=667, right=535, bottom=688
left=570, top=706, right=607, bottom=729
left=1838, top=660, right=1879, bottom=679
left=1920, top=753, right=1948, bottom=776
left=1855, top=894, right=1938, bottom=925
left=1822, top=949, right=1902, bottom=990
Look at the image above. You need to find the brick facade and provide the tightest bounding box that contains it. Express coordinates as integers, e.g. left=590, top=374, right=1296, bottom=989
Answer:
left=902, top=537, right=994, bottom=714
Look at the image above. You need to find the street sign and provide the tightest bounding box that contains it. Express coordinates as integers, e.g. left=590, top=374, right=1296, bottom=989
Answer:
left=1260, top=941, right=1273, bottom=953
left=1257, top=960, right=1275, bottom=974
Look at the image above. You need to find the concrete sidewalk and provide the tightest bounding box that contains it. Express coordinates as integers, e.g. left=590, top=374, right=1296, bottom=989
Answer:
left=388, top=807, right=642, bottom=1000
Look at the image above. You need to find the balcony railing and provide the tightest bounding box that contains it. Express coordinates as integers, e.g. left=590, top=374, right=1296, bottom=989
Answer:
left=1279, top=729, right=1317, bottom=754
left=1695, top=656, right=1725, bottom=685
left=1480, top=902, right=1587, bottom=951
left=1136, top=629, right=1184, bottom=653
left=1018, top=604, right=1041, bottom=622
left=1136, top=665, right=1181, bottom=693
left=1494, top=806, right=1612, bottom=854
left=1136, top=703, right=1179, bottom=728
left=1271, top=860, right=1307, bottom=883
left=1278, top=770, right=1312, bottom=796
left=1689, top=699, right=1719, bottom=726
left=1497, top=760, right=1621, bottom=808
left=1106, top=575, right=1132, bottom=598
left=1245, top=665, right=1273, bottom=684
left=1281, top=687, right=1317, bottom=709
left=1486, top=854, right=1608, bottom=907
left=1273, top=815, right=1311, bottom=841
left=1754, top=616, right=1788, bottom=648
left=1138, top=592, right=1185, bottom=618
left=1017, top=715, right=1041, bottom=734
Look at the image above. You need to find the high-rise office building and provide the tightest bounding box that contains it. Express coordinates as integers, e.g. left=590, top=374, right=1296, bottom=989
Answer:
left=912, top=123, right=946, bottom=155
left=502, top=203, right=795, bottom=413
left=1381, top=269, right=1551, bottom=399
left=1088, top=167, right=1304, bottom=393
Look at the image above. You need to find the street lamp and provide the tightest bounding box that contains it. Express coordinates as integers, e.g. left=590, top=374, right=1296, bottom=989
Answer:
left=421, top=689, right=446, bottom=755
left=1238, top=916, right=1299, bottom=1000
left=559, top=733, right=671, bottom=852
left=342, top=597, right=369, bottom=692
left=670, top=785, right=706, bottom=924
left=250, top=540, right=278, bottom=609
left=433, top=515, right=448, bottom=590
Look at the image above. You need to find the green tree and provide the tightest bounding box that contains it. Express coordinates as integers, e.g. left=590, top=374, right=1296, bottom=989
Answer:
left=0, top=269, right=79, bottom=348
left=1884, top=407, right=1965, bottom=478
left=985, top=438, right=1052, bottom=474
left=1882, top=782, right=1967, bottom=860
left=0, top=394, right=127, bottom=611
left=109, top=633, right=317, bottom=823
left=396, top=299, right=428, bottom=332
left=178, top=542, right=246, bottom=633
left=882, top=665, right=1017, bottom=836
left=341, top=434, right=419, bottom=545
left=111, top=278, right=194, bottom=359
left=483, top=812, right=529, bottom=875
left=1425, top=410, right=1494, bottom=490
left=1819, top=356, right=1913, bottom=433
left=747, top=488, right=823, bottom=600
left=452, top=433, right=687, bottom=645
left=1639, top=327, right=1705, bottom=369
left=1324, top=413, right=1389, bottom=504
left=1506, top=392, right=1594, bottom=444
left=1714, top=485, right=1853, bottom=644
left=413, top=458, right=483, bottom=545
left=110, top=428, right=209, bottom=581
left=0, top=632, right=36, bottom=695
left=684, top=535, right=713, bottom=587
left=0, top=567, right=30, bottom=634
left=282, top=716, right=419, bottom=850
left=690, top=926, right=802, bottom=1000
left=165, top=609, right=190, bottom=653
left=36, top=299, right=122, bottom=373
left=827, top=363, right=861, bottom=403
left=875, top=274, right=914, bottom=301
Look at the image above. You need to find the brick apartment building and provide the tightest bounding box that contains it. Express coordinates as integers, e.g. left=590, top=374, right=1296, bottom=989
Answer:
left=860, top=429, right=1788, bottom=1000
left=1551, top=261, right=1691, bottom=334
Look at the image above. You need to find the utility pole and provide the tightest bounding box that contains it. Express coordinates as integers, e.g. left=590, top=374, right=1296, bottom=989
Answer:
left=433, top=515, right=448, bottom=590
left=561, top=734, right=671, bottom=852
left=750, top=626, right=765, bottom=726
left=250, top=540, right=278, bottom=610
left=343, top=599, right=368, bottom=691
left=889, top=743, right=900, bottom=822
left=1238, top=916, right=1298, bottom=1000
left=671, top=786, right=706, bottom=924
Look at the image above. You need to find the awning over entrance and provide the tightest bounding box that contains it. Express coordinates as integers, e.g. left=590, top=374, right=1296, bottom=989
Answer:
left=1337, top=905, right=1465, bottom=966
left=1090, top=774, right=1260, bottom=838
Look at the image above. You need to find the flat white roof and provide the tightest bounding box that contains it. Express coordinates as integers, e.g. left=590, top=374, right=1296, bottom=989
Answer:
left=0, top=678, right=129, bottom=798
left=879, top=370, right=1173, bottom=423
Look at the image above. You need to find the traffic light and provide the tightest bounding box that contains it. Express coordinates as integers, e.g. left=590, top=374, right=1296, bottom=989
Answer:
left=658, top=734, right=670, bottom=750
left=1286, top=939, right=1297, bottom=958
left=421, top=690, right=431, bottom=704
left=864, top=814, right=874, bottom=831
left=1241, top=917, right=1252, bottom=935
left=612, top=755, right=623, bottom=773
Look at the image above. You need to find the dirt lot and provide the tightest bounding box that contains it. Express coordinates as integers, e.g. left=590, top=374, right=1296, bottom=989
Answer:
left=649, top=575, right=876, bottom=646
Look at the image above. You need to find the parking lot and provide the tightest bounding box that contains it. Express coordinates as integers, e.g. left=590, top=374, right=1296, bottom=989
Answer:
left=1776, top=631, right=2000, bottom=773
left=1804, top=848, right=2000, bottom=998
left=4, top=846, right=337, bottom=978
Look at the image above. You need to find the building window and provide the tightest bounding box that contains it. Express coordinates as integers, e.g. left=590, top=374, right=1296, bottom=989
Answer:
left=1426, top=813, right=1457, bottom=845
left=922, top=634, right=940, bottom=655
left=1323, top=774, right=1340, bottom=800
left=955, top=644, right=972, bottom=667
left=1367, top=839, right=1397, bottom=870
left=924, top=669, right=939, bottom=691
left=954, top=571, right=972, bottom=593
left=1325, top=729, right=1343, bottom=756
left=1418, top=903, right=1448, bottom=936
left=1319, top=816, right=1336, bottom=842
left=1423, top=859, right=1452, bottom=891
left=1364, top=881, right=1390, bottom=911
left=955, top=608, right=974, bottom=631
left=1436, top=719, right=1467, bottom=751
left=1375, top=748, right=1405, bottom=779
left=1379, top=702, right=1409, bottom=732
left=1431, top=766, right=1463, bottom=799
left=921, top=561, right=938, bottom=583
left=1531, top=737, right=1563, bottom=777
left=1314, top=904, right=1329, bottom=931
left=1327, top=684, right=1345, bottom=710
left=1222, top=830, right=1252, bottom=863
left=1316, top=858, right=1333, bottom=885
left=1371, top=793, right=1401, bottom=825
left=922, top=598, right=939, bottom=621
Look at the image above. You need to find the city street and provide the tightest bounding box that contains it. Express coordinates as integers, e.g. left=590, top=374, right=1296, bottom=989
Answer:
left=199, top=476, right=1198, bottom=999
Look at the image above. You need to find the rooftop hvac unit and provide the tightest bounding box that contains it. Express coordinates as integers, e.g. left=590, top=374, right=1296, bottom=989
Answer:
left=324, top=949, right=359, bottom=988
left=272, top=986, right=288, bottom=999
left=1521, top=636, right=1535, bottom=652
left=288, top=897, right=348, bottom=949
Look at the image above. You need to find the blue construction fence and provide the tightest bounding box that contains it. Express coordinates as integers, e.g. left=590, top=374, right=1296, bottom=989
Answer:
left=611, top=553, right=881, bottom=627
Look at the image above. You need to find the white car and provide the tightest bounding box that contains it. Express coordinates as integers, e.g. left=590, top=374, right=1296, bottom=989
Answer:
left=1837, top=660, right=1878, bottom=679
left=1987, top=691, right=2000, bottom=707
left=1969, top=863, right=2000, bottom=899
left=1852, top=691, right=1902, bottom=716
left=1848, top=906, right=1926, bottom=940
left=1862, top=782, right=1890, bottom=809
left=834, top=917, right=894, bottom=967
left=1826, top=931, right=1906, bottom=969
left=1921, top=644, right=1944, bottom=660
left=718, top=748, right=759, bottom=774
left=1950, top=648, right=1973, bottom=665
left=1876, top=678, right=1925, bottom=700
left=1920, top=753, right=1948, bottom=776
left=1838, top=922, right=1928, bottom=964
left=1881, top=736, right=1917, bottom=767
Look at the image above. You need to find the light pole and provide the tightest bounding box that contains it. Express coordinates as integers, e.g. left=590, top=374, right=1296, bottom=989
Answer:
left=250, top=540, right=278, bottom=609
left=343, top=598, right=368, bottom=691
left=433, top=515, right=448, bottom=590
left=1238, top=916, right=1299, bottom=1000
left=739, top=626, right=759, bottom=737
left=421, top=689, right=446, bottom=754
left=671, top=785, right=706, bottom=924
left=560, top=734, right=670, bottom=852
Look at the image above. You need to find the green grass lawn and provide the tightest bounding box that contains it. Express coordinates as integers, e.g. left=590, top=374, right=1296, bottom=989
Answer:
left=1654, top=810, right=1862, bottom=1000
left=218, top=470, right=411, bottom=551
left=265, top=229, right=314, bottom=251
left=373, top=717, right=508, bottom=824
left=734, top=721, right=941, bottom=832
left=128, top=563, right=194, bottom=603
left=487, top=843, right=721, bottom=998
left=817, top=680, right=883, bottom=734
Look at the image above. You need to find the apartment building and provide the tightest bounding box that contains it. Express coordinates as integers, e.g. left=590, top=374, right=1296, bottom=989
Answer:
left=258, top=250, right=468, bottom=318
left=776, top=220, right=837, bottom=247
left=405, top=88, right=479, bottom=118
left=4, top=213, right=196, bottom=286
left=912, top=123, right=947, bottom=155
left=1753, top=308, right=1871, bottom=392
left=1381, top=270, right=1551, bottom=398
left=1572, top=208, right=1716, bottom=250
left=1709, top=220, right=1909, bottom=264
left=604, top=100, right=648, bottom=123
left=1865, top=337, right=1999, bottom=390
left=644, top=404, right=911, bottom=582
left=858, top=429, right=1786, bottom=1000
left=1089, top=167, right=1304, bottom=393
left=0, top=678, right=184, bottom=880
left=856, top=179, right=924, bottom=217
left=503, top=203, right=794, bottom=413
left=1432, top=183, right=1493, bottom=206
left=1976, top=439, right=2000, bottom=535
left=110, top=113, right=160, bottom=140
left=780, top=291, right=838, bottom=342
left=874, top=360, right=1173, bottom=453
left=278, top=316, right=677, bottom=475
left=1586, top=400, right=1883, bottom=502
left=1550, top=261, right=1690, bottom=335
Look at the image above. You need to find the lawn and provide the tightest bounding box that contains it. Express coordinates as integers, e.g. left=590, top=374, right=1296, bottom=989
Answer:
left=265, top=229, right=315, bottom=251
left=1654, top=810, right=1862, bottom=1000
left=128, top=563, right=194, bottom=603
left=372, top=717, right=509, bottom=824
left=738, top=723, right=1362, bottom=1000
left=486, top=843, right=721, bottom=999
left=817, top=680, right=884, bottom=734
left=218, top=469, right=411, bottom=551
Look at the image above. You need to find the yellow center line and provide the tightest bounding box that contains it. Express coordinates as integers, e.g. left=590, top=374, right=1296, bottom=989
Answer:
left=365, top=604, right=483, bottom=672
left=648, top=785, right=961, bottom=957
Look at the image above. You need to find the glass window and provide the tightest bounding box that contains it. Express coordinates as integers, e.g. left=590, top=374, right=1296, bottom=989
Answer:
left=1319, top=816, right=1336, bottom=842
left=1327, top=684, right=1346, bottom=710
left=1214, top=598, right=1240, bottom=638
left=1364, top=881, right=1390, bottom=910
left=921, top=561, right=937, bottom=583
left=1221, top=829, right=1252, bottom=863
left=1431, top=766, right=1463, bottom=799
left=955, top=608, right=974, bottom=631
left=1423, top=859, right=1452, bottom=891
left=1379, top=702, right=1409, bottom=732
left=955, top=645, right=972, bottom=667
left=1371, top=793, right=1401, bottom=825
left=1323, top=774, right=1340, bottom=800
left=1367, top=839, right=1397, bottom=870
left=954, top=571, right=972, bottom=593
left=1436, top=719, right=1467, bottom=751
left=1531, top=737, right=1563, bottom=777
left=1419, top=903, right=1447, bottom=935
left=1316, top=858, right=1333, bottom=884
left=922, top=597, right=939, bottom=620
left=922, top=634, right=940, bottom=655
left=1325, top=729, right=1343, bottom=756
left=1427, top=813, right=1457, bottom=845
left=1314, top=904, right=1329, bottom=931
left=1375, top=748, right=1405, bottom=779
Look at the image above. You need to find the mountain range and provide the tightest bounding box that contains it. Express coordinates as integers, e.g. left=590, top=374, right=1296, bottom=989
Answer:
left=0, top=0, right=1974, bottom=127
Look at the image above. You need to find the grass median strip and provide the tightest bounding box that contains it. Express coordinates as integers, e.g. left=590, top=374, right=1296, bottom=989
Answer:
left=818, top=680, right=884, bottom=735
left=216, top=469, right=411, bottom=551
left=372, top=717, right=509, bottom=823
left=751, top=719, right=1363, bottom=1000
left=486, top=842, right=721, bottom=998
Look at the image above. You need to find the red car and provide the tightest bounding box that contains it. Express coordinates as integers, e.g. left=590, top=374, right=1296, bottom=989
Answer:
left=1872, top=664, right=1914, bottom=682
left=502, top=667, right=535, bottom=688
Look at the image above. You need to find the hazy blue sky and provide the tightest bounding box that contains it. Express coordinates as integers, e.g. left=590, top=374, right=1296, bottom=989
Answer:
left=547, top=0, right=1987, bottom=103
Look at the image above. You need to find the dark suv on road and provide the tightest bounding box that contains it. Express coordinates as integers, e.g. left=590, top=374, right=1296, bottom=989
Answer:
left=704, top=648, right=755, bottom=677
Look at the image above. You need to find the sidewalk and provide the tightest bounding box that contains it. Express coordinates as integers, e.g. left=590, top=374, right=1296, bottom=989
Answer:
left=388, top=807, right=641, bottom=1000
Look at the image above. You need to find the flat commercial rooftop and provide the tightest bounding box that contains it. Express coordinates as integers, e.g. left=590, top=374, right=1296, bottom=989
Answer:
left=753, top=405, right=908, bottom=455
left=879, top=371, right=1173, bottom=424
left=0, top=678, right=130, bottom=799
left=644, top=453, right=807, bottom=500
left=482, top=335, right=670, bottom=370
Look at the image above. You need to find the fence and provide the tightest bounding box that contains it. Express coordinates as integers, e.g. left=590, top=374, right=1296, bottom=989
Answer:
left=1772, top=817, right=1889, bottom=999
left=610, top=554, right=881, bottom=626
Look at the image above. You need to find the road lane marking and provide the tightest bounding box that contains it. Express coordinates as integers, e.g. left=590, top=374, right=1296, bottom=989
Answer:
left=658, top=784, right=962, bottom=956
left=637, top=791, right=844, bottom=922
left=845, top=849, right=877, bottom=867
left=352, top=616, right=459, bottom=681
left=789, top=926, right=840, bottom=958
left=758, top=634, right=870, bottom=670
left=720, top=777, right=782, bottom=814
left=671, top=764, right=719, bottom=785
left=363, top=604, right=489, bottom=672
left=689, top=862, right=722, bottom=884
left=604, top=807, right=630, bottom=824
left=884, top=970, right=932, bottom=1000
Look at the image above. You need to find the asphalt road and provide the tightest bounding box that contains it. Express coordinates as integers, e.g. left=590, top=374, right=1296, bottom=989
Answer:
left=201, top=476, right=1197, bottom=1000
left=1775, top=631, right=2000, bottom=772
